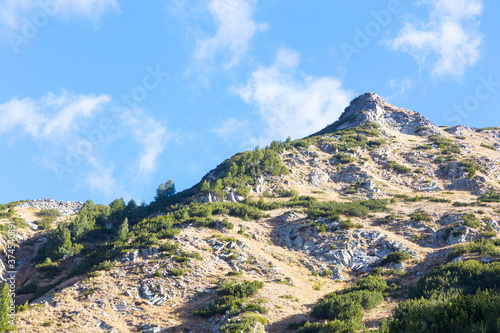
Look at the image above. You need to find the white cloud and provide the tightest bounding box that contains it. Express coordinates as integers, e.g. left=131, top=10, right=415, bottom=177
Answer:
left=386, top=78, right=415, bottom=96
left=0, top=91, right=171, bottom=197
left=194, top=0, right=268, bottom=69
left=212, top=118, right=249, bottom=139
left=235, top=48, right=354, bottom=146
left=119, top=109, right=171, bottom=180
left=0, top=91, right=110, bottom=139
left=0, top=0, right=120, bottom=32
left=390, top=0, right=483, bottom=79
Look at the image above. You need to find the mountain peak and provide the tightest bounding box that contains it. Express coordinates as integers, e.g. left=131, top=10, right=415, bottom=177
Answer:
left=313, top=92, right=439, bottom=136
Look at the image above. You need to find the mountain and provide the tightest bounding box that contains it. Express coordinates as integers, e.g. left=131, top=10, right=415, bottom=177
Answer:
left=2, top=93, right=500, bottom=333
left=313, top=92, right=439, bottom=136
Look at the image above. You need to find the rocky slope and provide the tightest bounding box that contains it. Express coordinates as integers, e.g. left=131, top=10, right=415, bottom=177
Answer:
left=2, top=93, right=500, bottom=332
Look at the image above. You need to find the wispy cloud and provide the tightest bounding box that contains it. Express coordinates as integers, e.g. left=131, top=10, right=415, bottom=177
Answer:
left=193, top=0, right=268, bottom=69
left=233, top=47, right=354, bottom=146
left=386, top=77, right=415, bottom=96
left=390, top=0, right=483, bottom=79
left=0, top=0, right=120, bottom=32
left=0, top=91, right=170, bottom=197
left=119, top=109, right=171, bottom=180
left=0, top=91, right=110, bottom=139
left=212, top=118, right=249, bottom=139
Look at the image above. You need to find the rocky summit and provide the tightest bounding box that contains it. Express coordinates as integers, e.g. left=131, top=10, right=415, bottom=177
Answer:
left=1, top=93, right=500, bottom=333
left=314, top=92, right=440, bottom=136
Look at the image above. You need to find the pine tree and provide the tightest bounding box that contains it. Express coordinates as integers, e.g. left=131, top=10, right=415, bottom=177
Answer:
left=118, top=218, right=129, bottom=240
left=0, top=283, right=12, bottom=331
left=200, top=180, right=210, bottom=192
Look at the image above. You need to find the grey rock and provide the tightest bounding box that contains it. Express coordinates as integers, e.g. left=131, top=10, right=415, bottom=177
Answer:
left=17, top=199, right=83, bottom=216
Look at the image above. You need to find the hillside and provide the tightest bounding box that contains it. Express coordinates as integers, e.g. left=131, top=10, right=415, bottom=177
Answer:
left=1, top=92, right=500, bottom=332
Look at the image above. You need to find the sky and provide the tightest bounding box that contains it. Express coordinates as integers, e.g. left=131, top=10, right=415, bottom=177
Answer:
left=0, top=0, right=499, bottom=205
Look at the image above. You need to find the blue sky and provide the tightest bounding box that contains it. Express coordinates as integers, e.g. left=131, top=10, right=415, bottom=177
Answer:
left=0, top=0, right=499, bottom=205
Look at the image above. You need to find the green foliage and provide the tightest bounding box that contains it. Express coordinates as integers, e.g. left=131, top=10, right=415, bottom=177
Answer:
left=35, top=223, right=83, bottom=261
left=306, top=199, right=388, bottom=221
left=462, top=213, right=481, bottom=228
left=387, top=161, right=412, bottom=174
left=37, top=208, right=62, bottom=217
left=169, top=268, right=185, bottom=276
left=459, top=160, right=482, bottom=178
left=222, top=313, right=269, bottom=332
left=296, top=320, right=361, bottom=333
left=479, top=192, right=500, bottom=202
left=217, top=280, right=264, bottom=298
left=335, top=152, right=355, bottom=164
left=131, top=214, right=179, bottom=246
left=227, top=270, right=244, bottom=276
left=409, top=210, right=432, bottom=222
left=448, top=239, right=500, bottom=260
left=95, top=260, right=116, bottom=271
left=154, top=180, right=176, bottom=204
left=194, top=281, right=266, bottom=318
left=37, top=217, right=55, bottom=230
left=410, top=260, right=500, bottom=299
left=387, top=291, right=500, bottom=333
left=117, top=217, right=129, bottom=240
left=380, top=252, right=412, bottom=265
left=481, top=143, right=496, bottom=150
left=0, top=283, right=13, bottom=331
left=367, top=139, right=387, bottom=149
left=345, top=275, right=388, bottom=293
left=312, top=289, right=383, bottom=321
left=428, top=134, right=461, bottom=155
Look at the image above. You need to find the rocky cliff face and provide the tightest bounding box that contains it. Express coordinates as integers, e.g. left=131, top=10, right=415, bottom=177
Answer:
left=315, top=92, right=440, bottom=136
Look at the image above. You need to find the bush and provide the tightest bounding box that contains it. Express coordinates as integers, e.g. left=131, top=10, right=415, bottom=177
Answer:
left=335, top=153, right=355, bottom=164
left=222, top=313, right=269, bottom=332
left=345, top=275, right=388, bottom=293
left=217, top=280, right=264, bottom=298
left=37, top=217, right=55, bottom=230
left=409, top=210, right=432, bottom=222
left=409, top=260, right=500, bottom=298
left=380, top=251, right=412, bottom=265
left=387, top=161, right=412, bottom=174
left=448, top=239, right=500, bottom=260
left=387, top=292, right=500, bottom=333
left=37, top=209, right=61, bottom=217
left=296, top=320, right=361, bottom=333
left=462, top=213, right=481, bottom=228
left=479, top=192, right=500, bottom=203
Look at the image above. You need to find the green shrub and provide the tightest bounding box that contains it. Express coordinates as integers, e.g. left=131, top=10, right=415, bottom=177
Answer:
left=479, top=192, right=500, bottom=203
left=380, top=251, right=412, bottom=265
left=448, top=239, right=500, bottom=260
left=410, top=260, right=500, bottom=298
left=481, top=143, right=496, bottom=150
left=37, top=217, right=55, bottom=230
left=217, top=280, right=264, bottom=298
left=169, top=268, right=185, bottom=276
left=462, top=213, right=481, bottom=228
left=459, top=160, right=482, bottom=178
left=409, top=210, right=432, bottom=222
left=296, top=320, right=361, bottom=333
left=387, top=292, right=500, bottom=333
left=387, top=161, right=412, bottom=174
left=222, top=313, right=269, bottom=332
left=335, top=152, right=355, bottom=164
left=345, top=275, right=388, bottom=293
left=37, top=209, right=61, bottom=217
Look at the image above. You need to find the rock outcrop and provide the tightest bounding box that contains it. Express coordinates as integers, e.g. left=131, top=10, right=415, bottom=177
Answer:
left=315, top=92, right=440, bottom=136
left=16, top=199, right=83, bottom=215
